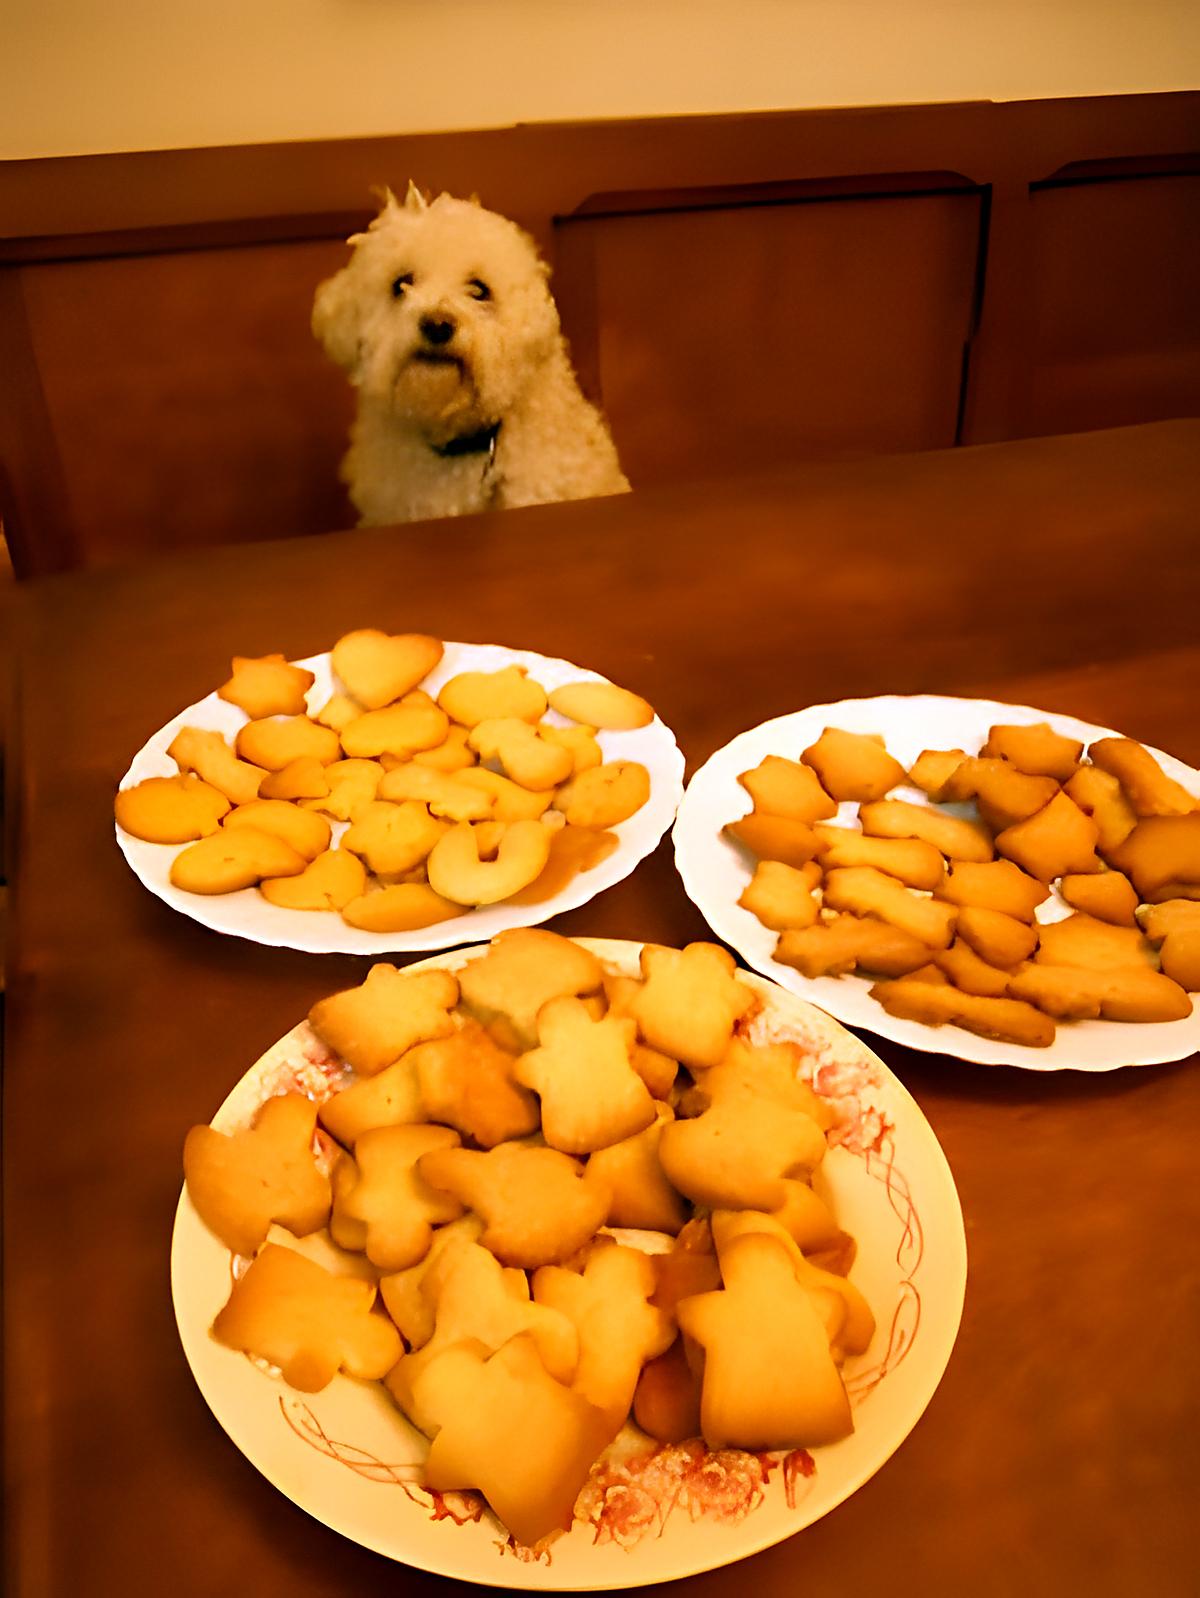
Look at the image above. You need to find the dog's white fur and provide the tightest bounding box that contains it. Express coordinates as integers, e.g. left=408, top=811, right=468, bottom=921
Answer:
left=313, top=185, right=629, bottom=526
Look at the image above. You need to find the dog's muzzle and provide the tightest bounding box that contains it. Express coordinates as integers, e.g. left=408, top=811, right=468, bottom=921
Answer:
left=420, top=313, right=455, bottom=345
left=415, top=314, right=457, bottom=359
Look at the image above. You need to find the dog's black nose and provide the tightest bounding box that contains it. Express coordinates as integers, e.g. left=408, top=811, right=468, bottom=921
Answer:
left=419, top=315, right=456, bottom=346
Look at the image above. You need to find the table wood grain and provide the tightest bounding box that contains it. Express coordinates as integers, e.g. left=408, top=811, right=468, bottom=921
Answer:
left=5, top=419, right=1200, bottom=1597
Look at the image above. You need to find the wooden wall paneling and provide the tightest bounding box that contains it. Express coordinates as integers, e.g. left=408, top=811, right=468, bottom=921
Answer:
left=554, top=182, right=983, bottom=483
left=15, top=238, right=358, bottom=569
left=0, top=269, right=77, bottom=573
left=5, top=97, right=1196, bottom=252
left=955, top=178, right=1033, bottom=445
left=0, top=94, right=1196, bottom=576
left=1022, top=169, right=1200, bottom=437
left=958, top=153, right=1200, bottom=445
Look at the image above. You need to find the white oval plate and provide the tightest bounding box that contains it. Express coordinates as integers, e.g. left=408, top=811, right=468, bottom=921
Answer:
left=171, top=937, right=966, bottom=1590
left=116, top=640, right=684, bottom=954
left=673, top=694, right=1200, bottom=1072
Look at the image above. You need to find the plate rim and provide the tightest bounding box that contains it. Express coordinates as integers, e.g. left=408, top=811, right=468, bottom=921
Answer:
left=671, top=692, right=1200, bottom=1074
left=170, top=934, right=968, bottom=1590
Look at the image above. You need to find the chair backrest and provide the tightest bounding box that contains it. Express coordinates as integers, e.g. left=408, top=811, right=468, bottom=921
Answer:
left=2, top=94, right=1197, bottom=577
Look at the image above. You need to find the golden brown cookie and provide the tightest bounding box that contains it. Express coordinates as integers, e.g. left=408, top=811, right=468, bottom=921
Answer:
left=457, top=929, right=604, bottom=1047
left=235, top=716, right=341, bottom=773
left=330, top=1122, right=464, bottom=1270
left=774, top=914, right=933, bottom=979
left=515, top=997, right=655, bottom=1155
left=417, top=1142, right=610, bottom=1270
left=630, top=942, right=758, bottom=1072
left=260, top=847, right=368, bottom=912
left=418, top=1334, right=614, bottom=1548
left=533, top=1243, right=674, bottom=1424
left=183, top=1092, right=331, bottom=1256
left=407, top=1020, right=541, bottom=1148
left=737, top=755, right=837, bottom=822
left=168, top=726, right=264, bottom=807
left=547, top=680, right=655, bottom=730
left=169, top=827, right=308, bottom=894
left=217, top=654, right=316, bottom=719
left=211, top=1242, right=401, bottom=1391
left=437, top=664, right=547, bottom=727
left=676, top=1232, right=852, bottom=1449
left=115, top=774, right=230, bottom=843
left=330, top=629, right=444, bottom=710
left=307, top=963, right=460, bottom=1076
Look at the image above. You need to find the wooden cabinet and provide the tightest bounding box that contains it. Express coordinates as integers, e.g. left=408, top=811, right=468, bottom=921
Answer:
left=555, top=185, right=982, bottom=481
left=1023, top=171, right=1200, bottom=436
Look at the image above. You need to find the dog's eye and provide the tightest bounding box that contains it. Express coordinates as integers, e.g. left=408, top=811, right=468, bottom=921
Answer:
left=391, top=273, right=414, bottom=298
left=465, top=278, right=492, bottom=302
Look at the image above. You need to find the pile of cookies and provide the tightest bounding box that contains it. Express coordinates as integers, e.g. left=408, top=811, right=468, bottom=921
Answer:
left=727, top=723, right=1200, bottom=1048
left=116, top=630, right=656, bottom=931
left=182, top=930, right=874, bottom=1548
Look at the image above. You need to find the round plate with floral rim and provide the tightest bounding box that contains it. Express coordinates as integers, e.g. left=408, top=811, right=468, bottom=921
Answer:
left=171, top=936, right=967, bottom=1589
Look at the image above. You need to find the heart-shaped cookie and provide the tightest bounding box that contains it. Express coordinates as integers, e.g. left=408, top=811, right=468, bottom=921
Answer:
left=331, top=629, right=444, bottom=710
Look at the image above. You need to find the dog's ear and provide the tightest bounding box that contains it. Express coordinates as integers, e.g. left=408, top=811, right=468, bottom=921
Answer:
left=312, top=266, right=364, bottom=376
left=404, top=180, right=428, bottom=212
left=370, top=185, right=400, bottom=219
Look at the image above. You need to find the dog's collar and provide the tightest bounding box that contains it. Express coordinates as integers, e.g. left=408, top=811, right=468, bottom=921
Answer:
left=430, top=421, right=502, bottom=459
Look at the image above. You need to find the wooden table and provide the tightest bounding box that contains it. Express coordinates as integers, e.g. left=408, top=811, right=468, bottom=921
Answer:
left=5, top=420, right=1199, bottom=1597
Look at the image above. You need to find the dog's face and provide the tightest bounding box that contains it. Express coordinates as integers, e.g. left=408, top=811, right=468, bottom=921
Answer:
left=313, top=188, right=562, bottom=444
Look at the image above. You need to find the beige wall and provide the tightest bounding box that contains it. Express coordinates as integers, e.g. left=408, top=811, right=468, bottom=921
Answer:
left=4, top=0, right=1199, bottom=160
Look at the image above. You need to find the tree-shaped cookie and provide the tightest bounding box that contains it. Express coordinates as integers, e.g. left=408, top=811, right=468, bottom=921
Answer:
left=710, top=1210, right=875, bottom=1355
left=629, top=943, right=758, bottom=1071
left=212, top=1242, right=402, bottom=1391
left=378, top=1214, right=483, bottom=1348
left=676, top=1232, right=853, bottom=1449
left=406, top=1020, right=540, bottom=1148
left=417, top=1143, right=610, bottom=1269
left=714, top=1038, right=835, bottom=1119
left=421, top=1334, right=613, bottom=1548
left=183, top=1092, right=331, bottom=1256
left=584, top=1104, right=689, bottom=1234
left=515, top=997, right=655, bottom=1154
left=318, top=1053, right=425, bottom=1146
left=533, top=1242, right=674, bottom=1427
left=331, top=1123, right=465, bottom=1270
left=388, top=1240, right=578, bottom=1413
left=658, top=1046, right=828, bottom=1211
left=457, top=928, right=604, bottom=1047
left=307, top=963, right=460, bottom=1076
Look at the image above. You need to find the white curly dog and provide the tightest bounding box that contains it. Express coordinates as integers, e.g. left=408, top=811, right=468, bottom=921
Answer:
left=312, top=184, right=629, bottom=526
